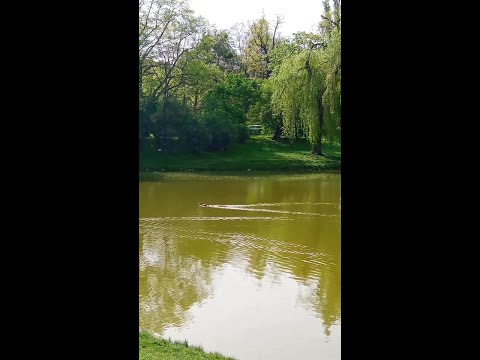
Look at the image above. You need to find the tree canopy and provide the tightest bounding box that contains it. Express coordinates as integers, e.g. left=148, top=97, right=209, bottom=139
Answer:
left=139, top=0, right=341, bottom=155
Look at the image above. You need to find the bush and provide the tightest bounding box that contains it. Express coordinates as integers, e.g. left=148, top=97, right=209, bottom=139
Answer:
left=201, top=109, right=237, bottom=151
left=149, top=99, right=192, bottom=153
left=180, top=116, right=209, bottom=153
left=235, top=124, right=250, bottom=143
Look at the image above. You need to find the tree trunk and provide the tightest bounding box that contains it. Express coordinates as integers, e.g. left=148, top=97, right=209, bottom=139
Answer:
left=139, top=64, right=143, bottom=96
left=193, top=91, right=199, bottom=113
left=155, top=136, right=162, bottom=152
left=314, top=92, right=324, bottom=156
left=272, top=125, right=282, bottom=141
left=163, top=89, right=168, bottom=121
left=312, top=142, right=323, bottom=156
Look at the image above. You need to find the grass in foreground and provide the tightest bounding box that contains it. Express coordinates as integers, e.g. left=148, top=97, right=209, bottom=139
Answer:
left=140, top=135, right=341, bottom=172
left=139, top=331, right=236, bottom=360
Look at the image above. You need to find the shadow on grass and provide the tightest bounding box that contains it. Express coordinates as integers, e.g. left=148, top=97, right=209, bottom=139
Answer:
left=139, top=135, right=340, bottom=172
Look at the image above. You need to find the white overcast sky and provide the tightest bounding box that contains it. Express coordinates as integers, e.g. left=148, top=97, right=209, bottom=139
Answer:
left=188, top=0, right=324, bottom=37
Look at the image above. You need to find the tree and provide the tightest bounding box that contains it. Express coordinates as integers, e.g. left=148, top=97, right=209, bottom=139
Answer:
left=139, top=0, right=181, bottom=95
left=243, top=14, right=283, bottom=79
left=139, top=0, right=341, bottom=156
left=229, top=22, right=249, bottom=74
left=271, top=50, right=326, bottom=154
left=204, top=73, right=261, bottom=125
left=139, top=0, right=208, bottom=101
left=319, top=0, right=341, bottom=40
left=200, top=109, right=237, bottom=151
left=139, top=0, right=210, bottom=150
left=266, top=31, right=324, bottom=141
left=247, top=79, right=283, bottom=140
left=207, top=31, right=239, bottom=72
left=176, top=31, right=239, bottom=112
left=177, top=49, right=223, bottom=112
left=319, top=1, right=341, bottom=143
left=321, top=28, right=341, bottom=144
left=269, top=1, right=341, bottom=153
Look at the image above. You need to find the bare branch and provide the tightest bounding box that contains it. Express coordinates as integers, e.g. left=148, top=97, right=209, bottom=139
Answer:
left=272, top=15, right=283, bottom=49
left=310, top=42, right=326, bottom=49
left=140, top=16, right=174, bottom=61
left=321, top=15, right=340, bottom=28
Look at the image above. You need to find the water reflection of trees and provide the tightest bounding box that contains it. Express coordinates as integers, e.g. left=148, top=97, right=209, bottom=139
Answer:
left=139, top=174, right=341, bottom=336
left=240, top=216, right=341, bottom=336
left=315, top=264, right=341, bottom=335
left=139, top=220, right=231, bottom=334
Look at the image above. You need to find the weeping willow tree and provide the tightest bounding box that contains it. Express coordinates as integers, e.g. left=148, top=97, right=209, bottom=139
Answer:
left=320, top=0, right=341, bottom=144
left=271, top=0, right=340, bottom=154
left=271, top=50, right=326, bottom=155
left=322, top=28, right=341, bottom=144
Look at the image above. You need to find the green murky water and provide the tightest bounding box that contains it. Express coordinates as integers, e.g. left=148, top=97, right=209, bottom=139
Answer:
left=140, top=172, right=341, bottom=360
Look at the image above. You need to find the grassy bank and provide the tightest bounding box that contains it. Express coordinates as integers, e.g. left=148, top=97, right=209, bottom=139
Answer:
left=140, top=135, right=340, bottom=172
left=140, top=332, right=235, bottom=360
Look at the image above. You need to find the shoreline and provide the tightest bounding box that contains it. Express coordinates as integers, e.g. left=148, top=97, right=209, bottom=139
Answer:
left=139, top=168, right=341, bottom=174
left=140, top=135, right=341, bottom=174
left=139, top=331, right=236, bottom=360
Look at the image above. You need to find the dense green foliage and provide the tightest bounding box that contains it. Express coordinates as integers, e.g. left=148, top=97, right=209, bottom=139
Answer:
left=139, top=0, right=341, bottom=156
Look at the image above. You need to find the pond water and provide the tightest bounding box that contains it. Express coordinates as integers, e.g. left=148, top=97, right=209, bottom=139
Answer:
left=139, top=172, right=341, bottom=360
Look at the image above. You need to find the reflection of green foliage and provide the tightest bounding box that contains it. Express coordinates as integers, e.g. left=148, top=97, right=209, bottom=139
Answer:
left=140, top=174, right=341, bottom=337
left=139, top=229, right=216, bottom=333
left=315, top=266, right=341, bottom=336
